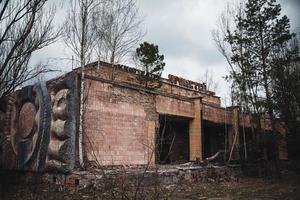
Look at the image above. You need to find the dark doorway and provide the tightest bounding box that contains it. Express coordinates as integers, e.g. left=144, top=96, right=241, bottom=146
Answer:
left=203, top=121, right=226, bottom=158
left=156, top=115, right=189, bottom=164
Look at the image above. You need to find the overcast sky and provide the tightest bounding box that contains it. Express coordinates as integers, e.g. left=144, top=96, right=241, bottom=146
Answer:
left=32, top=0, right=300, bottom=105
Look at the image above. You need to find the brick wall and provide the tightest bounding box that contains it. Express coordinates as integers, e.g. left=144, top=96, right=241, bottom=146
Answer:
left=83, top=78, right=158, bottom=165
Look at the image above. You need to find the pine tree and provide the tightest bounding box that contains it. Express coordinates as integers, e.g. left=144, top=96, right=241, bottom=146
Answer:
left=273, top=37, right=300, bottom=161
left=135, top=42, right=165, bottom=88
left=227, top=0, right=294, bottom=113
left=220, top=0, right=295, bottom=172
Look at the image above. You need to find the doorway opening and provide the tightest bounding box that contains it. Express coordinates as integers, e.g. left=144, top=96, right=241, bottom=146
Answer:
left=156, top=115, right=190, bottom=164
left=203, top=121, right=226, bottom=159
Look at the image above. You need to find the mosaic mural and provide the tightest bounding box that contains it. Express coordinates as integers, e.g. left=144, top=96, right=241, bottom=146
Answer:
left=0, top=73, right=77, bottom=172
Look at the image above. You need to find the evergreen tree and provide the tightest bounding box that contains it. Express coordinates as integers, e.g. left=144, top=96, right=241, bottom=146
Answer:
left=227, top=0, right=294, bottom=114
left=215, top=0, right=296, bottom=171
left=272, top=37, right=300, bottom=161
left=135, top=42, right=165, bottom=88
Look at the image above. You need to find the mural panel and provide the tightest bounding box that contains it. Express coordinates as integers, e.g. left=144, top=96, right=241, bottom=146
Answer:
left=0, top=73, right=77, bottom=172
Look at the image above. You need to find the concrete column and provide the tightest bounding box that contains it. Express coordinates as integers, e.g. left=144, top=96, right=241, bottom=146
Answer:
left=189, top=98, right=202, bottom=161
left=147, top=121, right=156, bottom=165
left=228, top=106, right=240, bottom=161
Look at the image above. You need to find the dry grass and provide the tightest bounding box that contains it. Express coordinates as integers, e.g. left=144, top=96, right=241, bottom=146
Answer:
left=0, top=172, right=300, bottom=199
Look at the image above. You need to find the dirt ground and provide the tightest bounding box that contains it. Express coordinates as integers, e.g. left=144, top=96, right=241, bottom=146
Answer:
left=172, top=175, right=300, bottom=200
left=1, top=173, right=299, bottom=200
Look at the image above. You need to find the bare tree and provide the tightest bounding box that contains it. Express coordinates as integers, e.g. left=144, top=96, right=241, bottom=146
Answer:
left=94, top=0, right=144, bottom=80
left=198, top=69, right=219, bottom=92
left=63, top=0, right=100, bottom=68
left=0, top=0, right=59, bottom=109
left=211, top=1, right=256, bottom=112
left=63, top=0, right=144, bottom=168
left=63, top=0, right=100, bottom=168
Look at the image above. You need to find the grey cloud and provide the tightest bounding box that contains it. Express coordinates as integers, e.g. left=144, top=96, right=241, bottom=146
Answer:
left=139, top=0, right=226, bottom=68
left=279, top=0, right=300, bottom=31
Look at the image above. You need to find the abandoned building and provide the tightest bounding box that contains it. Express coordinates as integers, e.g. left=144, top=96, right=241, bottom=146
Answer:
left=0, top=61, right=288, bottom=173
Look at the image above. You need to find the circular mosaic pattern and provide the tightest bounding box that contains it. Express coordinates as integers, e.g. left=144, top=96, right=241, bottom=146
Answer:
left=18, top=102, right=36, bottom=138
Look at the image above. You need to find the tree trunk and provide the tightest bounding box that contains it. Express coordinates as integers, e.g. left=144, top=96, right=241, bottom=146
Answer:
left=78, top=5, right=88, bottom=169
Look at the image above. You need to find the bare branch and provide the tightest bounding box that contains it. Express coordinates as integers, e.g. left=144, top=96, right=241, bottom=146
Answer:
left=0, top=0, right=59, bottom=103
left=94, top=0, right=144, bottom=66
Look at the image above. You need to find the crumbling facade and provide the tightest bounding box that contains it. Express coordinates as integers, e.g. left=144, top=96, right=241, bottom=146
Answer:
left=0, top=61, right=288, bottom=172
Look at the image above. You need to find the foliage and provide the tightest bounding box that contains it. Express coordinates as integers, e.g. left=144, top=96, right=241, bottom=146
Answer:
left=225, top=0, right=294, bottom=115
left=135, top=42, right=165, bottom=88
left=272, top=37, right=300, bottom=161
left=213, top=0, right=299, bottom=167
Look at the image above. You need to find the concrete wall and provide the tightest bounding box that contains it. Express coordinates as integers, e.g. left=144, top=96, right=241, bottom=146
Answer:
left=156, top=95, right=194, bottom=118
left=82, top=62, right=221, bottom=106
left=202, top=104, right=232, bottom=125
